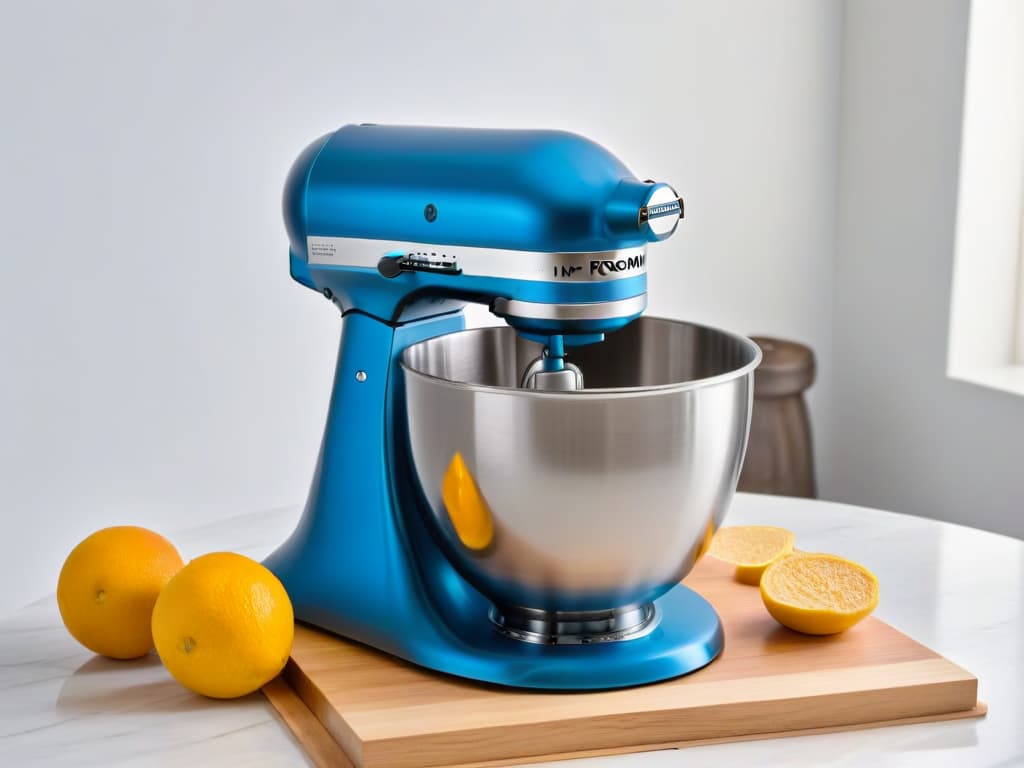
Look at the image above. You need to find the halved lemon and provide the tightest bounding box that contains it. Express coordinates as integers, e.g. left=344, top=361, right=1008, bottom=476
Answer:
left=707, top=525, right=795, bottom=585
left=760, top=552, right=879, bottom=635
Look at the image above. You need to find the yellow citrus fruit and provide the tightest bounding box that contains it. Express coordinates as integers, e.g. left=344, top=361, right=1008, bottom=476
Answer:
left=760, top=552, right=879, bottom=635
left=707, top=525, right=795, bottom=585
left=57, top=526, right=184, bottom=659
left=442, top=451, right=494, bottom=551
left=151, top=552, right=294, bottom=698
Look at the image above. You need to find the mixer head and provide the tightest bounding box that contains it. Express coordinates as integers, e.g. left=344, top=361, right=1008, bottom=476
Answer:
left=282, top=124, right=684, bottom=365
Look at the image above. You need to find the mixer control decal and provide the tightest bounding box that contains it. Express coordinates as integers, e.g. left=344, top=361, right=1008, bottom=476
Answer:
left=308, top=238, right=338, bottom=263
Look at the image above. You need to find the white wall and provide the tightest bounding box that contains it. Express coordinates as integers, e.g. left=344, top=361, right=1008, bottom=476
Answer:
left=826, top=0, right=1024, bottom=539
left=0, top=0, right=842, bottom=616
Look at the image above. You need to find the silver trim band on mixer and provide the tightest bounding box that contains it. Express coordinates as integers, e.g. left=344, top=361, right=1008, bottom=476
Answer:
left=306, top=236, right=647, bottom=284
left=492, top=294, right=647, bottom=321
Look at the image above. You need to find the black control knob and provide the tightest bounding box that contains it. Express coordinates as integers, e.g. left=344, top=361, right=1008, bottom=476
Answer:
left=377, top=256, right=404, bottom=278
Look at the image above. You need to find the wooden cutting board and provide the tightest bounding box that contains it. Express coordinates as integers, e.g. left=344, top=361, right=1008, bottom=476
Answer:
left=263, top=557, right=983, bottom=768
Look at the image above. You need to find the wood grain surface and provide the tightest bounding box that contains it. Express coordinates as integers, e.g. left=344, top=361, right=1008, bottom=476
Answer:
left=262, top=676, right=355, bottom=768
left=265, top=556, right=982, bottom=768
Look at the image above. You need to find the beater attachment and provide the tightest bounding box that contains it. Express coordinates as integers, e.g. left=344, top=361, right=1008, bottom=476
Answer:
left=520, top=335, right=584, bottom=391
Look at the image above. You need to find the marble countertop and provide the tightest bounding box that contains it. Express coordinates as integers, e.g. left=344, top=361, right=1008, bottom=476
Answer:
left=2, top=493, right=1021, bottom=767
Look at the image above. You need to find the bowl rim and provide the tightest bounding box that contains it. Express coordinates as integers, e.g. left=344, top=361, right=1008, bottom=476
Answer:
left=400, top=315, right=763, bottom=399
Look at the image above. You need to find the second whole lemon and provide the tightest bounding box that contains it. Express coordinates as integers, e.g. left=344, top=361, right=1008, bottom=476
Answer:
left=57, top=526, right=183, bottom=659
left=152, top=552, right=294, bottom=698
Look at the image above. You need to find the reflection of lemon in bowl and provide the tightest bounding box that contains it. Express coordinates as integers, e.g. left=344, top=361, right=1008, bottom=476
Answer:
left=760, top=553, right=879, bottom=635
left=57, top=526, right=184, bottom=659
left=441, top=452, right=494, bottom=551
left=707, top=525, right=794, bottom=585
left=152, top=552, right=294, bottom=698
left=695, top=519, right=716, bottom=560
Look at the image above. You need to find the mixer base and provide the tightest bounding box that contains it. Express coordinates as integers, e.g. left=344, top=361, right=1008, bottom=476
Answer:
left=431, top=584, right=724, bottom=689
left=288, top=582, right=724, bottom=690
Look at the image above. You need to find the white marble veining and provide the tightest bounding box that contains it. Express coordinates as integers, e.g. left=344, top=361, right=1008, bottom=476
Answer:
left=1, top=494, right=1021, bottom=767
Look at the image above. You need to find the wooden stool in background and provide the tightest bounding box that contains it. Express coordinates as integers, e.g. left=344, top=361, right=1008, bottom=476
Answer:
left=738, top=337, right=817, bottom=498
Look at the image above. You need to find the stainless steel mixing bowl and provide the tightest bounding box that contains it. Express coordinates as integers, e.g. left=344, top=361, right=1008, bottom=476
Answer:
left=401, top=316, right=760, bottom=641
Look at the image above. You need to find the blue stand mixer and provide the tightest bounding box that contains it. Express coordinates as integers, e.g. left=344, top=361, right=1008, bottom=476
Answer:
left=264, top=125, right=760, bottom=690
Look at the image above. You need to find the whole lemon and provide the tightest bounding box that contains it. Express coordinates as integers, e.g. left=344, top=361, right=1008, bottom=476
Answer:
left=57, top=526, right=184, bottom=659
left=151, top=552, right=294, bottom=698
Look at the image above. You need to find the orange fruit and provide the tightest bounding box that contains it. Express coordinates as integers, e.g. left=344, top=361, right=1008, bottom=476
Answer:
left=151, top=552, right=294, bottom=698
left=760, top=552, right=879, bottom=635
left=707, top=525, right=795, bottom=585
left=57, top=526, right=184, bottom=659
